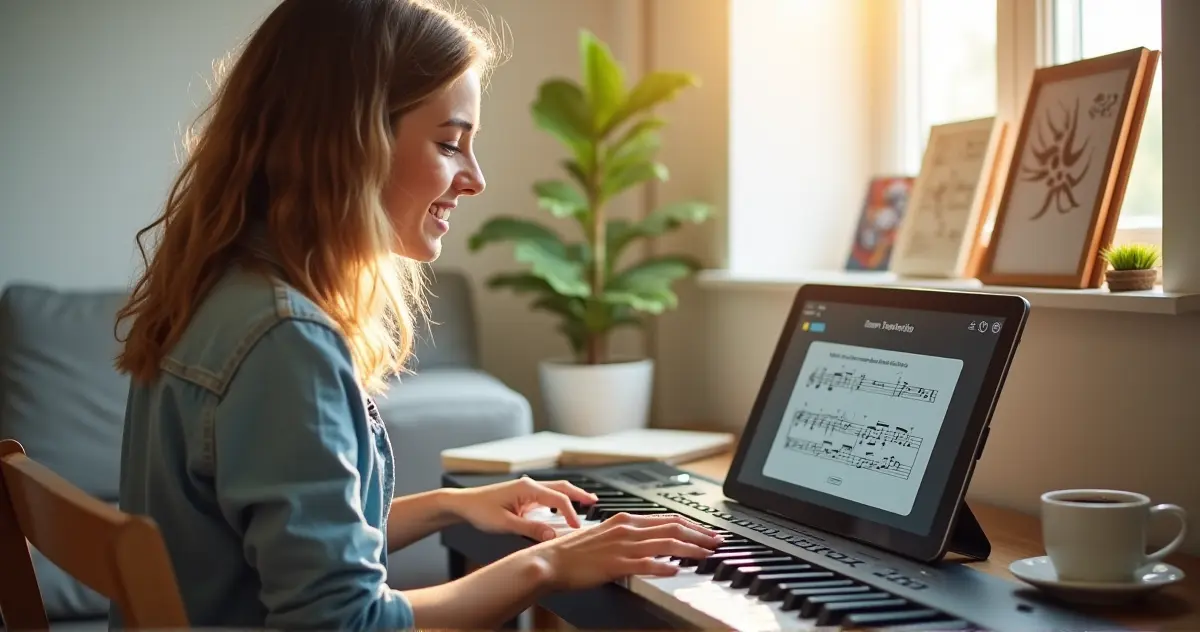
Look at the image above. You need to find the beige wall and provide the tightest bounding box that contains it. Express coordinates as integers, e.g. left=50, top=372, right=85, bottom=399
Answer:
left=3, top=0, right=1195, bottom=557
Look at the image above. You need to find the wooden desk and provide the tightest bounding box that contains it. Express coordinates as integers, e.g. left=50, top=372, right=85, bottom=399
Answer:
left=678, top=451, right=1200, bottom=630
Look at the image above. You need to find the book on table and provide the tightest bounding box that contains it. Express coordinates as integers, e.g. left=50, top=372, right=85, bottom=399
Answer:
left=440, top=428, right=735, bottom=473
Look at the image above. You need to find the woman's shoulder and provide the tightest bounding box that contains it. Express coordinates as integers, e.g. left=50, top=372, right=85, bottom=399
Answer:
left=161, top=268, right=347, bottom=395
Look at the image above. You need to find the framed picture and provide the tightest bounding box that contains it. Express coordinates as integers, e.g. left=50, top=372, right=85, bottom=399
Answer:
left=844, top=176, right=915, bottom=272
left=891, top=117, right=1007, bottom=278
left=977, top=47, right=1159, bottom=288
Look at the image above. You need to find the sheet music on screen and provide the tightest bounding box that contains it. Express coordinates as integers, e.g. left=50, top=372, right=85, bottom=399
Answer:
left=736, top=300, right=1006, bottom=537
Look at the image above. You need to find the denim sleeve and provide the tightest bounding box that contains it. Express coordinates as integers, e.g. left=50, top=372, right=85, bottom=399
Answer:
left=211, top=318, right=414, bottom=631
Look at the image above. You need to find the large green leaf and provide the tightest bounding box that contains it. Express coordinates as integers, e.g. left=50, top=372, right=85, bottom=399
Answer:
left=486, top=272, right=555, bottom=294
left=534, top=180, right=588, bottom=219
left=603, top=71, right=699, bottom=135
left=601, top=161, right=668, bottom=201
left=603, top=255, right=701, bottom=313
left=531, top=79, right=594, bottom=159
left=532, top=294, right=586, bottom=319
left=513, top=241, right=590, bottom=297
left=557, top=318, right=588, bottom=356
left=579, top=30, right=626, bottom=132
left=609, top=118, right=664, bottom=156
left=604, top=127, right=660, bottom=177
left=561, top=160, right=589, bottom=189
left=606, top=201, right=713, bottom=263
left=467, top=216, right=567, bottom=254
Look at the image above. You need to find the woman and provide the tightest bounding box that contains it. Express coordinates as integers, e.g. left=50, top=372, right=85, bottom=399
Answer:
left=112, top=0, right=721, bottom=629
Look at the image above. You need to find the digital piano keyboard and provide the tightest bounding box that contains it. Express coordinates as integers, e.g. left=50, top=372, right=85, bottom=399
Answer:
left=443, top=461, right=1120, bottom=632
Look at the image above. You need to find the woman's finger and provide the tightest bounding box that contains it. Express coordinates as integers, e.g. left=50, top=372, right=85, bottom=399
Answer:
left=537, top=479, right=599, bottom=504
left=620, top=537, right=714, bottom=560
left=607, top=512, right=724, bottom=539
left=618, top=556, right=680, bottom=577
left=525, top=485, right=583, bottom=528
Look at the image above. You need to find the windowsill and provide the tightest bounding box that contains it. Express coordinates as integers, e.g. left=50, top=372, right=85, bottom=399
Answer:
left=696, top=269, right=1200, bottom=316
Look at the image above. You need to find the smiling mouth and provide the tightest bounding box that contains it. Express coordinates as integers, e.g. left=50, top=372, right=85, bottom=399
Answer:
left=428, top=205, right=452, bottom=221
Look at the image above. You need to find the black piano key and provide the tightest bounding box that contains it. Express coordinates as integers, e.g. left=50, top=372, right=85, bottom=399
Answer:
left=815, top=597, right=910, bottom=627
left=712, top=556, right=793, bottom=582
left=798, top=592, right=894, bottom=619
left=759, top=578, right=850, bottom=600
left=671, top=546, right=769, bottom=566
left=750, top=571, right=837, bottom=597
left=780, top=585, right=873, bottom=609
left=842, top=608, right=949, bottom=628
left=585, top=504, right=662, bottom=520
left=715, top=537, right=752, bottom=546
left=596, top=507, right=670, bottom=521
left=695, top=551, right=766, bottom=574
left=715, top=542, right=768, bottom=550
left=730, top=563, right=813, bottom=589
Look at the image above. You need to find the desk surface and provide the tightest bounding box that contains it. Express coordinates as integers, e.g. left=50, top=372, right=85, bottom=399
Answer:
left=677, top=450, right=1200, bottom=630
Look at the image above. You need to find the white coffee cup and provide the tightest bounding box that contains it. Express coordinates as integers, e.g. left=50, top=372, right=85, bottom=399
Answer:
left=1041, top=489, right=1187, bottom=583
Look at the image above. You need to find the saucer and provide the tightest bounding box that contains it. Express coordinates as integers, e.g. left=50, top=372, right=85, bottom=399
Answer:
left=1009, top=556, right=1185, bottom=605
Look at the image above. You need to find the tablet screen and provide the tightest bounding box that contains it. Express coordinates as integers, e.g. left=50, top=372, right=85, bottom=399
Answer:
left=732, top=297, right=1009, bottom=538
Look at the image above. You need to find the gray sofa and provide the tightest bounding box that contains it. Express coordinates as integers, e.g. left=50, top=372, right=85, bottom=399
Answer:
left=0, top=268, right=532, bottom=628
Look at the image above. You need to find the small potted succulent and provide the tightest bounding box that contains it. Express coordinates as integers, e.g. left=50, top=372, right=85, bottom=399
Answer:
left=1101, top=243, right=1161, bottom=292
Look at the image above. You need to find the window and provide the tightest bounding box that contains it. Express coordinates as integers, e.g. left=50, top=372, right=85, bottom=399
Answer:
left=1050, top=0, right=1163, bottom=231
left=901, top=0, right=998, bottom=174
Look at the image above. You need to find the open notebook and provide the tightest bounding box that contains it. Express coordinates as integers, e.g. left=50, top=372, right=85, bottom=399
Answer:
left=440, top=428, right=735, bottom=473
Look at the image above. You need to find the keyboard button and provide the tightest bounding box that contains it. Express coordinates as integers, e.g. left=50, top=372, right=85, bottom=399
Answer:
left=712, top=556, right=793, bottom=582
left=815, top=597, right=910, bottom=626
left=750, top=571, right=837, bottom=597
left=798, top=592, right=894, bottom=618
left=729, top=563, right=812, bottom=589
left=842, top=608, right=950, bottom=628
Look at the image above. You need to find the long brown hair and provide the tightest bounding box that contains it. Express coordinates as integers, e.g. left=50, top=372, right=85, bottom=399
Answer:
left=115, top=0, right=497, bottom=393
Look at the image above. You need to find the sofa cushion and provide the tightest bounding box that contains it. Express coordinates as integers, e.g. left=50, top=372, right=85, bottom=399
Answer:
left=0, top=285, right=129, bottom=502
left=409, top=269, right=479, bottom=371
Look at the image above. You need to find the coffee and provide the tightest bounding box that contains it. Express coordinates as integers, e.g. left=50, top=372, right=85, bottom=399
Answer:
left=1063, top=497, right=1124, bottom=504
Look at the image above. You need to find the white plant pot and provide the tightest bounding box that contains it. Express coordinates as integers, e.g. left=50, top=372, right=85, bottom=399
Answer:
left=539, top=357, right=654, bottom=436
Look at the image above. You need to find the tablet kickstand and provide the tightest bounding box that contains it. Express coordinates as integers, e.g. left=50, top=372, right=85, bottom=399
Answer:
left=948, top=502, right=991, bottom=561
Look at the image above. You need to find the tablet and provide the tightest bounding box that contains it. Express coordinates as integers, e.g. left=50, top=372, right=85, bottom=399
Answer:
left=722, top=283, right=1029, bottom=562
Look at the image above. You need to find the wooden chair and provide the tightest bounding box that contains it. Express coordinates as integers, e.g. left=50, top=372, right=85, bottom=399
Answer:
left=0, top=439, right=188, bottom=629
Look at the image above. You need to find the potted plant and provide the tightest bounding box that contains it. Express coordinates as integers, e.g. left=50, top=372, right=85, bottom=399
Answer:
left=467, top=30, right=712, bottom=436
left=1101, top=243, right=1161, bottom=291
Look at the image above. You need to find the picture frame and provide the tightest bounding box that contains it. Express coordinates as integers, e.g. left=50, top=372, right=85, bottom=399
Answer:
left=844, top=175, right=915, bottom=272
left=890, top=117, right=1007, bottom=278
left=977, top=47, right=1159, bottom=289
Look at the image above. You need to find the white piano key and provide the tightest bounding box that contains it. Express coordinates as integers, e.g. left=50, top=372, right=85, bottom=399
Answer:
left=622, top=561, right=820, bottom=631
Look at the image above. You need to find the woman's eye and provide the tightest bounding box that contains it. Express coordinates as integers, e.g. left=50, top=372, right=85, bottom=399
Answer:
left=438, top=142, right=460, bottom=156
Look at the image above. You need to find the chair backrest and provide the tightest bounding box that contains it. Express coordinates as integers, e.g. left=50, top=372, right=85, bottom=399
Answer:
left=0, top=439, right=188, bottom=629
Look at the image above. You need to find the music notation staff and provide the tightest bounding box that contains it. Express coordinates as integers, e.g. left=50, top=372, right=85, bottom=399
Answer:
left=806, top=367, right=938, bottom=403
left=791, top=410, right=923, bottom=451
left=784, top=437, right=914, bottom=480
left=784, top=409, right=922, bottom=480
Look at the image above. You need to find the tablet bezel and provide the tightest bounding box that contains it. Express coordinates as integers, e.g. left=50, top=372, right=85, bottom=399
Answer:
left=721, top=283, right=1030, bottom=563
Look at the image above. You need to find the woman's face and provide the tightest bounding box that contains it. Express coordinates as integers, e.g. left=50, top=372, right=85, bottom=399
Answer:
left=384, top=67, right=486, bottom=262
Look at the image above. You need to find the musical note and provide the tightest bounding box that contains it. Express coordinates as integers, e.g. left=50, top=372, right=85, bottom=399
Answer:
left=806, top=367, right=938, bottom=403
left=783, top=407, right=923, bottom=480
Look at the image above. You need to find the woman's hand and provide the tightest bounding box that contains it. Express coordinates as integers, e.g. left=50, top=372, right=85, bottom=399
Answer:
left=524, top=512, right=724, bottom=591
left=445, top=476, right=599, bottom=542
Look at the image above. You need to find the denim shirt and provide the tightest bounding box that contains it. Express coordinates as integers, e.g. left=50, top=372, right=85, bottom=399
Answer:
left=114, top=267, right=412, bottom=630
